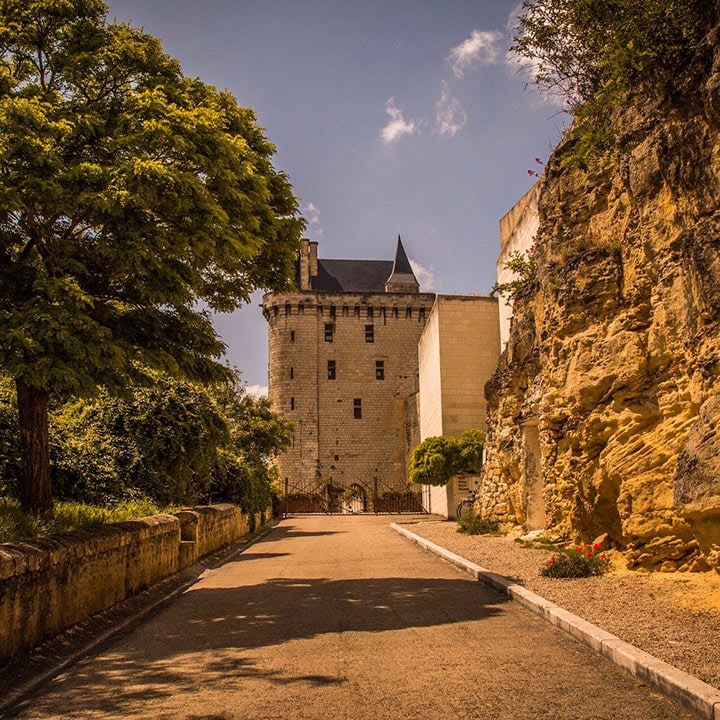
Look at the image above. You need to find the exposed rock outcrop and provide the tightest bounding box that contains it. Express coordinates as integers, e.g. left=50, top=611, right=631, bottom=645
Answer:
left=482, top=26, right=720, bottom=572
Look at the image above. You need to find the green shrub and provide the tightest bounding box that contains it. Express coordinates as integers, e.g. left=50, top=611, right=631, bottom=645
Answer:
left=456, top=511, right=499, bottom=536
left=540, top=543, right=611, bottom=578
left=408, top=429, right=485, bottom=486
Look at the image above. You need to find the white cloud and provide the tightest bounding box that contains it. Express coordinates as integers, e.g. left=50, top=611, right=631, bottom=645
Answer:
left=302, top=202, right=323, bottom=238
left=245, top=384, right=268, bottom=398
left=410, top=259, right=436, bottom=292
left=448, top=29, right=504, bottom=78
left=436, top=80, right=467, bottom=138
left=380, top=97, right=419, bottom=144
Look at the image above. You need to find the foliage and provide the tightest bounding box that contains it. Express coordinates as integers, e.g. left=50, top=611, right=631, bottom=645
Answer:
left=408, top=430, right=485, bottom=486
left=0, top=0, right=303, bottom=511
left=0, top=496, right=163, bottom=543
left=51, top=376, right=228, bottom=505
left=0, top=377, right=20, bottom=496
left=491, top=249, right=538, bottom=306
left=457, top=429, right=485, bottom=474
left=540, top=542, right=611, bottom=578
left=456, top=510, right=499, bottom=536
left=0, top=369, right=293, bottom=512
left=207, top=379, right=293, bottom=513
left=511, top=0, right=717, bottom=163
left=408, top=436, right=461, bottom=487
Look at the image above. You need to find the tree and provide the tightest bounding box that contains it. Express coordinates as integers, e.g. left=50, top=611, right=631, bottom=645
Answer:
left=511, top=0, right=716, bottom=162
left=52, top=376, right=229, bottom=505
left=408, top=430, right=485, bottom=487
left=208, top=378, right=293, bottom=512
left=0, top=1, right=304, bottom=512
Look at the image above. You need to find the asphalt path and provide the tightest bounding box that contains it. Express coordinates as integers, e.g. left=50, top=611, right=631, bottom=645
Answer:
left=8, top=516, right=697, bottom=719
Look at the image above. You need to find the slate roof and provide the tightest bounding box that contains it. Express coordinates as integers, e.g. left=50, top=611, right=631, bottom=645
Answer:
left=386, top=237, right=418, bottom=288
left=306, top=237, right=420, bottom=293
left=311, top=259, right=394, bottom=292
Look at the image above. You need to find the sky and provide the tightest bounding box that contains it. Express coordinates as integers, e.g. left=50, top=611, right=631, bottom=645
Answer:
left=105, top=0, right=567, bottom=394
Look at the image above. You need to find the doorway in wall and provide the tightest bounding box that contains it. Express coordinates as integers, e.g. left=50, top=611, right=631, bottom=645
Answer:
left=522, top=422, right=545, bottom=531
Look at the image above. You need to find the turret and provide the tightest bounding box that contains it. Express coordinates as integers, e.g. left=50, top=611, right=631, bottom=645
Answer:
left=385, top=236, right=419, bottom=293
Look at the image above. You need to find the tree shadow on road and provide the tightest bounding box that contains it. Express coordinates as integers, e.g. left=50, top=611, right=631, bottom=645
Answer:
left=11, top=575, right=508, bottom=718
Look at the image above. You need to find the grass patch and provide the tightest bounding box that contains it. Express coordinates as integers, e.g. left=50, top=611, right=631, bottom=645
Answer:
left=514, top=536, right=559, bottom=551
left=0, top=497, right=164, bottom=544
left=456, top=511, right=500, bottom=536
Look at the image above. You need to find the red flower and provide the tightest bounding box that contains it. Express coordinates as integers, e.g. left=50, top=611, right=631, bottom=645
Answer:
left=593, top=543, right=602, bottom=550
left=586, top=553, right=593, bottom=558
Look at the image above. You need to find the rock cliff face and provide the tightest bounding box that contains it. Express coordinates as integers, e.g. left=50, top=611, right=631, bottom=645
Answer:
left=481, top=28, right=720, bottom=572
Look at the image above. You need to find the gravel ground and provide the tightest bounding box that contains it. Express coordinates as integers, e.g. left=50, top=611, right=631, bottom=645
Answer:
left=405, top=520, right=720, bottom=689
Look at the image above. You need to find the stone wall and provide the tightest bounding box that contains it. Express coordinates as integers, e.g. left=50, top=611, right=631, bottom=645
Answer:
left=0, top=504, right=270, bottom=661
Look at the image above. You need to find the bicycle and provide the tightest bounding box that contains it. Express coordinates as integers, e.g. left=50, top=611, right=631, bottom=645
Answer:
left=456, top=486, right=478, bottom=519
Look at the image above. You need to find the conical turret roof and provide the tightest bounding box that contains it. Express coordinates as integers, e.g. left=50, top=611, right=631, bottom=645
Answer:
left=385, top=236, right=419, bottom=292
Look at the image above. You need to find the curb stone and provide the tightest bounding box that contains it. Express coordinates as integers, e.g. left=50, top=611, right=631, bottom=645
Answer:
left=0, top=519, right=280, bottom=719
left=391, top=522, right=720, bottom=720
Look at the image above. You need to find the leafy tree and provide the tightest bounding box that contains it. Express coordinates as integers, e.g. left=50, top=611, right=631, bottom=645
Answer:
left=511, top=0, right=717, bottom=162
left=408, top=430, right=485, bottom=487
left=208, top=379, right=293, bottom=512
left=408, top=436, right=461, bottom=487
left=0, top=1, right=303, bottom=512
left=52, top=377, right=229, bottom=505
left=457, top=429, right=485, bottom=474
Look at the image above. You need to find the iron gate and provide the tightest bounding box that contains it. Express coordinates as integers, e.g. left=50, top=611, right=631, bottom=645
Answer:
left=281, top=477, right=426, bottom=515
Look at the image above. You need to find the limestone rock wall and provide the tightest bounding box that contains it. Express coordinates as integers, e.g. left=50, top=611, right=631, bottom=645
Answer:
left=482, top=30, right=720, bottom=572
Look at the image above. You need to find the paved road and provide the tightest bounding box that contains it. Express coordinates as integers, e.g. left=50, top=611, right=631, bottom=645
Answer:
left=9, top=516, right=696, bottom=720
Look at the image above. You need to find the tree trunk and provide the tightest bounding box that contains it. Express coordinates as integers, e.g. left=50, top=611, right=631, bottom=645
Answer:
left=16, top=378, right=53, bottom=514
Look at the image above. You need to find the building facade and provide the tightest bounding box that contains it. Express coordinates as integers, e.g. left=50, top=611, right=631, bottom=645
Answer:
left=417, top=295, right=500, bottom=516
left=263, top=237, right=435, bottom=505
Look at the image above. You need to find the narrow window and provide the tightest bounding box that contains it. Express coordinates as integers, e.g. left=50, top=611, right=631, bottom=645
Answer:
left=406, top=307, right=412, bottom=319
left=342, top=304, right=349, bottom=317
left=393, top=306, right=399, bottom=319
left=375, top=360, right=384, bottom=380
left=325, top=323, right=334, bottom=342
left=354, top=305, right=360, bottom=317
left=290, top=397, right=295, bottom=411
left=284, top=302, right=291, bottom=316
left=327, top=360, right=336, bottom=380
left=353, top=398, right=362, bottom=419
left=380, top=306, right=386, bottom=321
left=367, top=306, right=374, bottom=319
left=290, top=367, right=294, bottom=380
left=365, top=324, right=374, bottom=343
left=329, top=305, right=336, bottom=318
left=419, top=307, right=426, bottom=321
left=290, top=330, right=295, bottom=342
left=273, top=305, right=279, bottom=317
left=298, top=303, right=304, bottom=314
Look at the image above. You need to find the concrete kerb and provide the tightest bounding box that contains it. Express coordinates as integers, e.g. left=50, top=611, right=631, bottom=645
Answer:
left=390, top=522, right=720, bottom=720
left=0, top=518, right=280, bottom=718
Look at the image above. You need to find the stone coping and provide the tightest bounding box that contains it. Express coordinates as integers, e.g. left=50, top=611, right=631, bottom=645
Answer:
left=391, top=522, right=720, bottom=720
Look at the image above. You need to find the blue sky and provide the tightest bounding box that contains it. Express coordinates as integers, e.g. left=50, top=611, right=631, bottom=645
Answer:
left=106, top=0, right=566, bottom=393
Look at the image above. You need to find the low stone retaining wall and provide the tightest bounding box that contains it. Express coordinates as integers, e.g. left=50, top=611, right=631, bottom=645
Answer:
left=0, top=504, right=270, bottom=662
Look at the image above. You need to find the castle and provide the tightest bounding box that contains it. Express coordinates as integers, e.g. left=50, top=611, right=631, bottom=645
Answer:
left=263, top=236, right=502, bottom=515
left=262, top=237, right=435, bottom=509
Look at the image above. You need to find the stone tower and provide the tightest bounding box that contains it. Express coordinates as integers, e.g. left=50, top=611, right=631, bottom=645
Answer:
left=262, top=237, right=435, bottom=502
